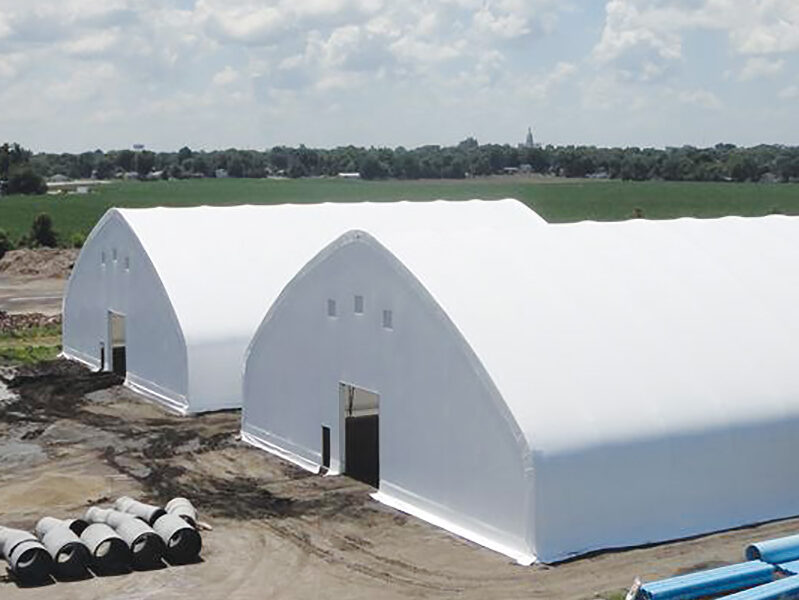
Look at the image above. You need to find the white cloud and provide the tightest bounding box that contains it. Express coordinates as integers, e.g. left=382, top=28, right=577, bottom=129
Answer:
left=528, top=61, right=577, bottom=100
left=677, top=88, right=723, bottom=110
left=63, top=30, right=120, bottom=57
left=593, top=0, right=799, bottom=83
left=212, top=66, right=240, bottom=86
left=0, top=0, right=794, bottom=151
left=779, top=85, right=799, bottom=99
left=738, top=56, right=785, bottom=81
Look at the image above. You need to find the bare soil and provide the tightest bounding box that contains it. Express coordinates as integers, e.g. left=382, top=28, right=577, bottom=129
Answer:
left=0, top=248, right=78, bottom=279
left=2, top=359, right=799, bottom=599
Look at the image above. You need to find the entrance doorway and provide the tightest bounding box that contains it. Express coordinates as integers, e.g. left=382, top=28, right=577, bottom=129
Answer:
left=340, top=383, right=379, bottom=488
left=108, top=312, right=126, bottom=377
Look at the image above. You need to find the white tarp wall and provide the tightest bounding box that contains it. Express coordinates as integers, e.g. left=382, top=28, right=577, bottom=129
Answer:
left=242, top=232, right=534, bottom=563
left=63, top=211, right=189, bottom=410
left=242, top=213, right=799, bottom=563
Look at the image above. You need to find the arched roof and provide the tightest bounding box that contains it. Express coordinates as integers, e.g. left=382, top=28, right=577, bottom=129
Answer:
left=116, top=202, right=799, bottom=455
left=111, top=199, right=543, bottom=347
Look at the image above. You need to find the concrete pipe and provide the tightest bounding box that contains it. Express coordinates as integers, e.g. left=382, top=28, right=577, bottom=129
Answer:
left=85, top=507, right=166, bottom=569
left=165, top=497, right=198, bottom=529
left=78, top=523, right=132, bottom=574
left=64, top=518, right=89, bottom=536
left=0, top=526, right=53, bottom=583
left=152, top=513, right=202, bottom=565
left=114, top=496, right=166, bottom=526
left=34, top=517, right=90, bottom=579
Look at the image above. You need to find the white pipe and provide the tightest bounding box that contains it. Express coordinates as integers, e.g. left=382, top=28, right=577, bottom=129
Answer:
left=78, top=523, right=131, bottom=574
left=84, top=507, right=165, bottom=569
left=34, top=517, right=90, bottom=579
left=152, top=513, right=202, bottom=565
left=114, top=496, right=166, bottom=526
left=0, top=526, right=52, bottom=583
left=165, top=497, right=198, bottom=529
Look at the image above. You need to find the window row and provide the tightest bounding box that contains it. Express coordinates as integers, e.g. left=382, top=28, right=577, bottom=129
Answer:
left=101, top=249, right=130, bottom=271
left=327, top=296, right=393, bottom=330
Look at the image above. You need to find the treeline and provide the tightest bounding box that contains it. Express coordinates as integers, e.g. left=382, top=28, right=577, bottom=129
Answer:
left=0, top=143, right=48, bottom=195
left=0, top=213, right=66, bottom=260
left=5, top=140, right=799, bottom=191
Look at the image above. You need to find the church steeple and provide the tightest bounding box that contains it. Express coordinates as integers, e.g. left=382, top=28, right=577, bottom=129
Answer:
left=525, top=127, right=534, bottom=148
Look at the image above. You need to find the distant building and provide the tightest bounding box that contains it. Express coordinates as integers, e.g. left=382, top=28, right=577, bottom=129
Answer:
left=215, top=169, right=229, bottom=179
left=337, top=172, right=361, bottom=179
left=519, top=126, right=541, bottom=150
left=49, top=174, right=70, bottom=183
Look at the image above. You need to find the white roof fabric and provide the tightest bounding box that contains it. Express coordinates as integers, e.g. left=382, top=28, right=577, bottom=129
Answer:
left=116, top=199, right=543, bottom=359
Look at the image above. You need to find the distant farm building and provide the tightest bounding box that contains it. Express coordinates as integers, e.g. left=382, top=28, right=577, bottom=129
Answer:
left=337, top=172, right=361, bottom=179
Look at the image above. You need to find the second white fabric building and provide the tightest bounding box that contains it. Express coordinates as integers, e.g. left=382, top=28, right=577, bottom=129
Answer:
left=241, top=208, right=799, bottom=564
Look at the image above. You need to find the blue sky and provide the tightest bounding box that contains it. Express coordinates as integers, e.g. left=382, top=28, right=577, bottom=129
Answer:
left=0, top=0, right=797, bottom=152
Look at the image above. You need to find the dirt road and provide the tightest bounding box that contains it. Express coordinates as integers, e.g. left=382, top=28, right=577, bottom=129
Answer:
left=0, top=276, right=66, bottom=315
left=2, top=360, right=799, bottom=599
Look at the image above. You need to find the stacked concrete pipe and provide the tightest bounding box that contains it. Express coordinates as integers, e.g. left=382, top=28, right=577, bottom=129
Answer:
left=66, top=518, right=131, bottom=574
left=34, top=517, right=90, bottom=579
left=0, top=526, right=52, bottom=583
left=165, top=497, right=198, bottom=529
left=85, top=507, right=166, bottom=569
left=115, top=497, right=202, bottom=564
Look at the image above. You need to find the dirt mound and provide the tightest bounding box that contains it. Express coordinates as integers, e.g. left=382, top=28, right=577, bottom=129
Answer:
left=0, top=248, right=79, bottom=278
left=0, top=310, right=61, bottom=334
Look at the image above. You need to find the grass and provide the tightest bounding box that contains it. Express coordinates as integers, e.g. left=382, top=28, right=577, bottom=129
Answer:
left=0, top=177, right=798, bottom=241
left=0, top=344, right=61, bottom=365
left=0, top=323, right=61, bottom=341
left=0, top=324, right=62, bottom=365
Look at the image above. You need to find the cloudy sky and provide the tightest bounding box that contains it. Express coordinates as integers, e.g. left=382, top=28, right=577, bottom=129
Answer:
left=1, top=0, right=797, bottom=152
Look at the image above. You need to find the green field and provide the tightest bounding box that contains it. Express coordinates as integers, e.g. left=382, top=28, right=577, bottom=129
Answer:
left=1, top=177, right=798, bottom=242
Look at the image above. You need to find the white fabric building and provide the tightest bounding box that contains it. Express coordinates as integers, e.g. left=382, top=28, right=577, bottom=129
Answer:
left=242, top=208, right=799, bottom=564
left=63, top=201, right=533, bottom=414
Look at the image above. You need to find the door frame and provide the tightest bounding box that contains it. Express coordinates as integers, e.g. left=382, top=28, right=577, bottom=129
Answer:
left=338, top=381, right=381, bottom=487
left=107, top=309, right=126, bottom=375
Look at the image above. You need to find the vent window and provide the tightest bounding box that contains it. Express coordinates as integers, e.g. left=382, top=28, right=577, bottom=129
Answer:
left=354, top=295, right=364, bottom=314
left=327, top=299, right=337, bottom=317
left=382, top=309, right=393, bottom=330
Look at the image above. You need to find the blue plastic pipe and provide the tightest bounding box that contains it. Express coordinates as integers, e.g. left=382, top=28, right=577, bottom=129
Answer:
left=746, top=534, right=799, bottom=564
left=777, top=560, right=799, bottom=576
left=639, top=561, right=775, bottom=600
left=716, top=575, right=799, bottom=599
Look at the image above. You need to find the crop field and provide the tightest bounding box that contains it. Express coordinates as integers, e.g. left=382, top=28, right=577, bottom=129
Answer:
left=1, top=176, right=798, bottom=241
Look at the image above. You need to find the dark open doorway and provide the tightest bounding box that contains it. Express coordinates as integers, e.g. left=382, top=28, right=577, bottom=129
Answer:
left=321, top=426, right=331, bottom=474
left=109, top=311, right=126, bottom=377
left=340, top=383, right=379, bottom=488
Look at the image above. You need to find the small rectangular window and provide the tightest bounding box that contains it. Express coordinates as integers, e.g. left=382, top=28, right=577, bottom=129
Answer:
left=112, top=248, right=118, bottom=261
left=354, top=295, right=364, bottom=314
left=101, top=251, right=106, bottom=265
left=382, top=309, right=393, bottom=330
left=124, top=257, right=130, bottom=271
left=327, top=299, right=337, bottom=317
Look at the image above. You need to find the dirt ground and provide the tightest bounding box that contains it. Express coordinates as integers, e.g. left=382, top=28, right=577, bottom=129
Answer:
left=0, top=248, right=75, bottom=316
left=0, top=248, right=78, bottom=279
left=0, top=276, right=66, bottom=316
left=1, top=361, right=799, bottom=600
